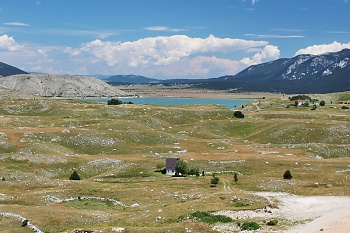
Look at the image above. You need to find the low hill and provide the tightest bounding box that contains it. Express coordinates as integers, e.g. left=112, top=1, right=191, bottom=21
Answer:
left=0, top=74, right=129, bottom=97
left=0, top=62, right=27, bottom=77
left=105, top=74, right=160, bottom=84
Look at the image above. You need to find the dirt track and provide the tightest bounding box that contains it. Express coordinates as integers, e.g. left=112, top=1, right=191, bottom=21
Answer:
left=216, top=192, right=350, bottom=232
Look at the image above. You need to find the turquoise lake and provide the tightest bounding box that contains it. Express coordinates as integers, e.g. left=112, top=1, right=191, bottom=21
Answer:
left=80, top=97, right=253, bottom=109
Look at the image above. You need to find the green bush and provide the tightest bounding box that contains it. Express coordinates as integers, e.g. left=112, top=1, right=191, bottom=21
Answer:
left=188, top=167, right=200, bottom=176
left=233, top=111, right=244, bottom=118
left=267, top=219, right=278, bottom=226
left=191, top=211, right=233, bottom=224
left=320, top=100, right=326, bottom=106
left=241, top=221, right=260, bottom=230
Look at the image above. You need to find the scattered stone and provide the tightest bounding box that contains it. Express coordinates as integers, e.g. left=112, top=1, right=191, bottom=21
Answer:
left=112, top=227, right=126, bottom=232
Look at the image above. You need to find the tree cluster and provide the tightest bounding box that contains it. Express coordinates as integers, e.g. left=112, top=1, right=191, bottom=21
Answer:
left=175, top=159, right=200, bottom=177
left=107, top=98, right=133, bottom=105
left=289, top=95, right=313, bottom=101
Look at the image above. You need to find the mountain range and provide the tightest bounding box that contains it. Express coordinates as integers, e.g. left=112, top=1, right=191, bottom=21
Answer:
left=1, top=49, right=350, bottom=94
left=105, top=49, right=350, bottom=94
left=202, top=48, right=350, bottom=93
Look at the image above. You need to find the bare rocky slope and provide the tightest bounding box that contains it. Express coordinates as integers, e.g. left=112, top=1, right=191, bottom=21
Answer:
left=0, top=74, right=130, bottom=97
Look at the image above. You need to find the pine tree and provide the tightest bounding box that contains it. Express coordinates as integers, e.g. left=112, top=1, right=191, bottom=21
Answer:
left=283, top=170, right=292, bottom=179
left=211, top=174, right=219, bottom=187
left=69, top=170, right=81, bottom=180
left=234, top=172, right=238, bottom=183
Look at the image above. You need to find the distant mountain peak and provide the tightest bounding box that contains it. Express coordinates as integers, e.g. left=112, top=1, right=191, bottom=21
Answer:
left=0, top=62, right=27, bottom=77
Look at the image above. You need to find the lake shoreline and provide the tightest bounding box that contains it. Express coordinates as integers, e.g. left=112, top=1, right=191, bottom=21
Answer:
left=113, top=84, right=281, bottom=99
left=79, top=96, right=253, bottom=109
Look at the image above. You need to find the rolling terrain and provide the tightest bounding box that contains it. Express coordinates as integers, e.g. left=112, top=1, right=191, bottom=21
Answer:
left=0, top=86, right=349, bottom=232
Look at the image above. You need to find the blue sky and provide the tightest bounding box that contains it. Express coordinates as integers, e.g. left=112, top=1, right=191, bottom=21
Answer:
left=0, top=0, right=349, bottom=79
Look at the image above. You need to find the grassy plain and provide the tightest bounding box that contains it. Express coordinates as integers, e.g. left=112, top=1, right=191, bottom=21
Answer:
left=0, top=87, right=350, bottom=232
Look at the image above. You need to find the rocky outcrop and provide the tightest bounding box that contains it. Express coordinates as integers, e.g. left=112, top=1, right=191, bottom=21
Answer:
left=0, top=74, right=130, bottom=97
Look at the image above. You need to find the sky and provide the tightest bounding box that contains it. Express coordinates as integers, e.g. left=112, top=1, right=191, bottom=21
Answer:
left=0, top=0, right=350, bottom=79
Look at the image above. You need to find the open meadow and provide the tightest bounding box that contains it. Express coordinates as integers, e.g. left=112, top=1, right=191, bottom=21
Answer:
left=0, top=87, right=350, bottom=233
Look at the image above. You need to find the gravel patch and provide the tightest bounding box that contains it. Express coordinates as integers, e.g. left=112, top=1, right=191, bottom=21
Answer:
left=215, top=192, right=350, bottom=232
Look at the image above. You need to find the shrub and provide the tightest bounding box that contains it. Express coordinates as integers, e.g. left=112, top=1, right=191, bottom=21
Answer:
left=341, top=106, right=349, bottom=109
left=283, top=170, right=293, bottom=179
left=191, top=211, right=233, bottom=224
left=233, top=172, right=238, bottom=183
left=233, top=111, right=244, bottom=118
left=241, top=221, right=260, bottom=230
left=155, top=163, right=164, bottom=171
left=211, top=175, right=219, bottom=187
left=267, top=219, right=278, bottom=226
left=320, top=100, right=325, bottom=106
left=188, top=167, right=200, bottom=176
left=69, top=170, right=81, bottom=180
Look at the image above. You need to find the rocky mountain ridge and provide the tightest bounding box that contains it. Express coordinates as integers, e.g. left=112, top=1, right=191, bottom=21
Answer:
left=206, top=48, right=350, bottom=93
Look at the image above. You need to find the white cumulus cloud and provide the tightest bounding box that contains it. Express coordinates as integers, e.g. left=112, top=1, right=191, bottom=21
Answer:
left=295, top=41, right=350, bottom=56
left=0, top=34, right=23, bottom=51
left=241, top=45, right=280, bottom=66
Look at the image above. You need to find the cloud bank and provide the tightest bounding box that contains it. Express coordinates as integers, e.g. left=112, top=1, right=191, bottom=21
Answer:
left=295, top=41, right=350, bottom=56
left=7, top=33, right=350, bottom=79
left=64, top=34, right=279, bottom=78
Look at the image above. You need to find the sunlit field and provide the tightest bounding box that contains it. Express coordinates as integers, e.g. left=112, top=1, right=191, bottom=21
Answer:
left=1, top=89, right=350, bottom=232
